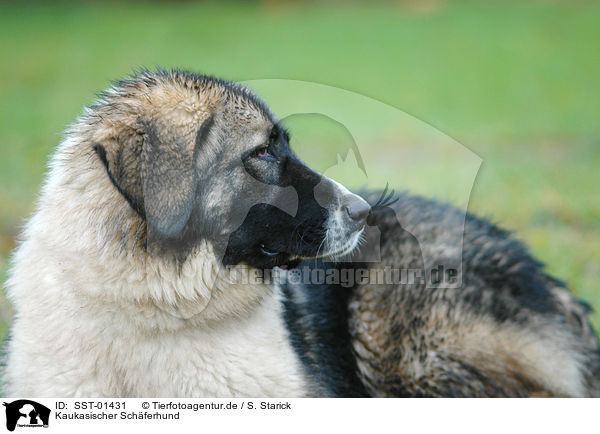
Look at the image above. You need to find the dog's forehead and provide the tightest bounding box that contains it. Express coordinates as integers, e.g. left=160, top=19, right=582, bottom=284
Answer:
left=156, top=76, right=275, bottom=136
left=225, top=97, right=271, bottom=124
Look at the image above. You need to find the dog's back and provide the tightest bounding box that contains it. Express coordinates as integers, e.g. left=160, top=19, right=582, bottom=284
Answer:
left=285, top=191, right=600, bottom=397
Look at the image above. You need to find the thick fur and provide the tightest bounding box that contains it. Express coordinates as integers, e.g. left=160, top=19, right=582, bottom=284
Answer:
left=285, top=194, right=600, bottom=397
left=3, top=69, right=599, bottom=397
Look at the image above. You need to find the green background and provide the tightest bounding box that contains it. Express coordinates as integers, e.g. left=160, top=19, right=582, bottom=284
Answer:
left=0, top=1, right=599, bottom=344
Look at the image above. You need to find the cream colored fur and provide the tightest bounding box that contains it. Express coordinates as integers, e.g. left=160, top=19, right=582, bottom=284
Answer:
left=3, top=135, right=311, bottom=397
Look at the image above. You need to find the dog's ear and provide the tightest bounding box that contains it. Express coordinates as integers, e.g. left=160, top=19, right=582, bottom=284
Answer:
left=94, top=114, right=215, bottom=239
left=141, top=121, right=197, bottom=239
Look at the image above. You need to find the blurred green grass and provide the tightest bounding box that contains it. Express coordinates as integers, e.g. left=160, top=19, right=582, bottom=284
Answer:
left=0, top=0, right=599, bottom=342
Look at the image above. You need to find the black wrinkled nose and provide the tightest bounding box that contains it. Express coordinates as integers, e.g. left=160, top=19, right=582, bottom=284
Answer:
left=344, top=194, right=371, bottom=223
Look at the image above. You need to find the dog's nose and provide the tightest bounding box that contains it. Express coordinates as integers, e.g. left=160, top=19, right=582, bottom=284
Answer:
left=343, top=194, right=370, bottom=223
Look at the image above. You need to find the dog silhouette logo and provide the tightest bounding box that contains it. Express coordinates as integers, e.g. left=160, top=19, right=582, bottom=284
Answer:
left=3, top=400, right=50, bottom=431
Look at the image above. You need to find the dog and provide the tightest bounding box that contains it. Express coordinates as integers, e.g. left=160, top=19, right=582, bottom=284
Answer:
left=284, top=193, right=600, bottom=396
left=3, top=69, right=599, bottom=397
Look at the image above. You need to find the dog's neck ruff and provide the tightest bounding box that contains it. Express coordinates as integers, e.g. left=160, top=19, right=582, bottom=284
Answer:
left=31, top=136, right=272, bottom=329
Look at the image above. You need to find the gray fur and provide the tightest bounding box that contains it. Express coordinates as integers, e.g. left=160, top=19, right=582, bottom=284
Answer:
left=345, top=192, right=600, bottom=397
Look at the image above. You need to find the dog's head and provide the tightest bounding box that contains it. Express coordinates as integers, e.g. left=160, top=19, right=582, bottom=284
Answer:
left=89, top=69, right=369, bottom=269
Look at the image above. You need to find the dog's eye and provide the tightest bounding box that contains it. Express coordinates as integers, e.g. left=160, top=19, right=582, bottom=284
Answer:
left=254, top=146, right=277, bottom=162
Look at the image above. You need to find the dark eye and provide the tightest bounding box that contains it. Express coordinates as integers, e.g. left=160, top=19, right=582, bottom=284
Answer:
left=254, top=146, right=277, bottom=162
